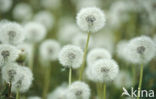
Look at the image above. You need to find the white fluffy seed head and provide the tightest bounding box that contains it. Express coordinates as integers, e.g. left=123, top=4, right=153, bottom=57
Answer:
left=0, top=0, right=12, bottom=13
left=91, top=59, right=119, bottom=83
left=68, top=81, right=91, bottom=99
left=87, top=48, right=112, bottom=66
left=0, top=22, right=25, bottom=45
left=114, top=70, right=132, bottom=89
left=76, top=7, right=106, bottom=32
left=13, top=3, right=33, bottom=21
left=0, top=44, right=20, bottom=67
left=72, top=33, right=93, bottom=50
left=58, top=24, right=80, bottom=44
left=2, top=63, right=21, bottom=83
left=116, top=40, right=129, bottom=61
left=24, top=22, right=47, bottom=43
left=12, top=66, right=33, bottom=93
left=48, top=84, right=68, bottom=99
left=59, top=45, right=83, bottom=69
left=28, top=96, right=41, bottom=99
left=40, top=39, right=61, bottom=61
left=34, top=11, right=54, bottom=30
left=126, top=36, right=156, bottom=64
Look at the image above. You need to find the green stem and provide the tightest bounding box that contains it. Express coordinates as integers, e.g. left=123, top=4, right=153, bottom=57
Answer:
left=29, top=44, right=35, bottom=70
left=69, top=67, right=72, bottom=85
left=8, top=82, right=12, bottom=99
left=137, top=64, right=143, bottom=99
left=96, top=83, right=100, bottom=99
left=16, top=88, right=20, bottom=99
left=42, top=66, right=51, bottom=99
left=79, top=31, right=91, bottom=80
left=103, top=83, right=106, bottom=99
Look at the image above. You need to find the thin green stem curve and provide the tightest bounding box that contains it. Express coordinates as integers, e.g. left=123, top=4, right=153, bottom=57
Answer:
left=69, top=67, right=72, bottom=85
left=103, top=83, right=106, bottom=99
left=137, top=64, right=143, bottom=99
left=79, top=31, right=91, bottom=80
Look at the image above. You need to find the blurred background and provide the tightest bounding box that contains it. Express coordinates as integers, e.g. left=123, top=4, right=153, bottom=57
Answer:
left=0, top=0, right=156, bottom=99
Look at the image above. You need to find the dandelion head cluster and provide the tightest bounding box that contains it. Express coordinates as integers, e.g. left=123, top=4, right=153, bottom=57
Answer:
left=68, top=81, right=91, bottom=99
left=91, top=59, right=119, bottom=83
left=24, top=22, right=47, bottom=43
left=0, top=22, right=25, bottom=45
left=76, top=7, right=106, bottom=32
left=13, top=3, right=33, bottom=21
left=87, top=48, right=112, bottom=66
left=59, top=45, right=83, bottom=69
left=34, top=11, right=54, bottom=30
left=40, top=39, right=61, bottom=61
left=126, top=36, right=156, bottom=64
left=11, top=66, right=33, bottom=93
left=0, top=44, right=20, bottom=66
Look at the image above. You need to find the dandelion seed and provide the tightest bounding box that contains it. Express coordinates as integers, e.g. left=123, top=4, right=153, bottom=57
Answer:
left=68, top=81, right=90, bottom=99
left=0, top=44, right=20, bottom=66
left=87, top=48, right=112, bottom=66
left=0, top=22, right=25, bottom=45
left=40, top=39, right=61, bottom=62
left=126, top=36, right=156, bottom=64
left=91, top=59, right=119, bottom=83
left=59, top=45, right=83, bottom=69
left=24, top=22, right=47, bottom=43
left=13, top=3, right=33, bottom=21
left=34, top=11, right=54, bottom=30
left=76, top=7, right=105, bottom=32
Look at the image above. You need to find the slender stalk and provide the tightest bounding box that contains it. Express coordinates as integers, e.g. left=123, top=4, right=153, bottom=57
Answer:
left=29, top=44, right=35, bottom=70
left=103, top=83, right=106, bottom=99
left=137, top=64, right=143, bottom=99
left=79, top=31, right=91, bottom=80
left=69, top=67, right=72, bottom=85
left=96, top=83, right=102, bottom=99
left=42, top=66, right=51, bottom=99
left=16, top=88, right=20, bottom=99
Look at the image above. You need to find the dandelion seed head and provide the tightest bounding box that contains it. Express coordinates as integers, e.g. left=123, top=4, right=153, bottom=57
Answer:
left=76, top=7, right=105, bottom=32
left=24, top=22, right=47, bottom=43
left=12, top=66, right=33, bottom=93
left=87, top=48, right=112, bottom=66
left=68, top=81, right=91, bottom=99
left=2, top=63, right=21, bottom=83
left=13, top=3, right=33, bottom=21
left=59, top=45, right=83, bottom=69
left=114, top=70, right=132, bottom=89
left=0, top=45, right=20, bottom=66
left=40, top=39, right=61, bottom=61
left=34, top=11, right=54, bottom=30
left=58, top=24, right=80, bottom=44
left=126, top=36, right=156, bottom=64
left=91, top=59, right=119, bottom=83
left=0, top=0, right=12, bottom=13
left=0, top=22, right=25, bottom=45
